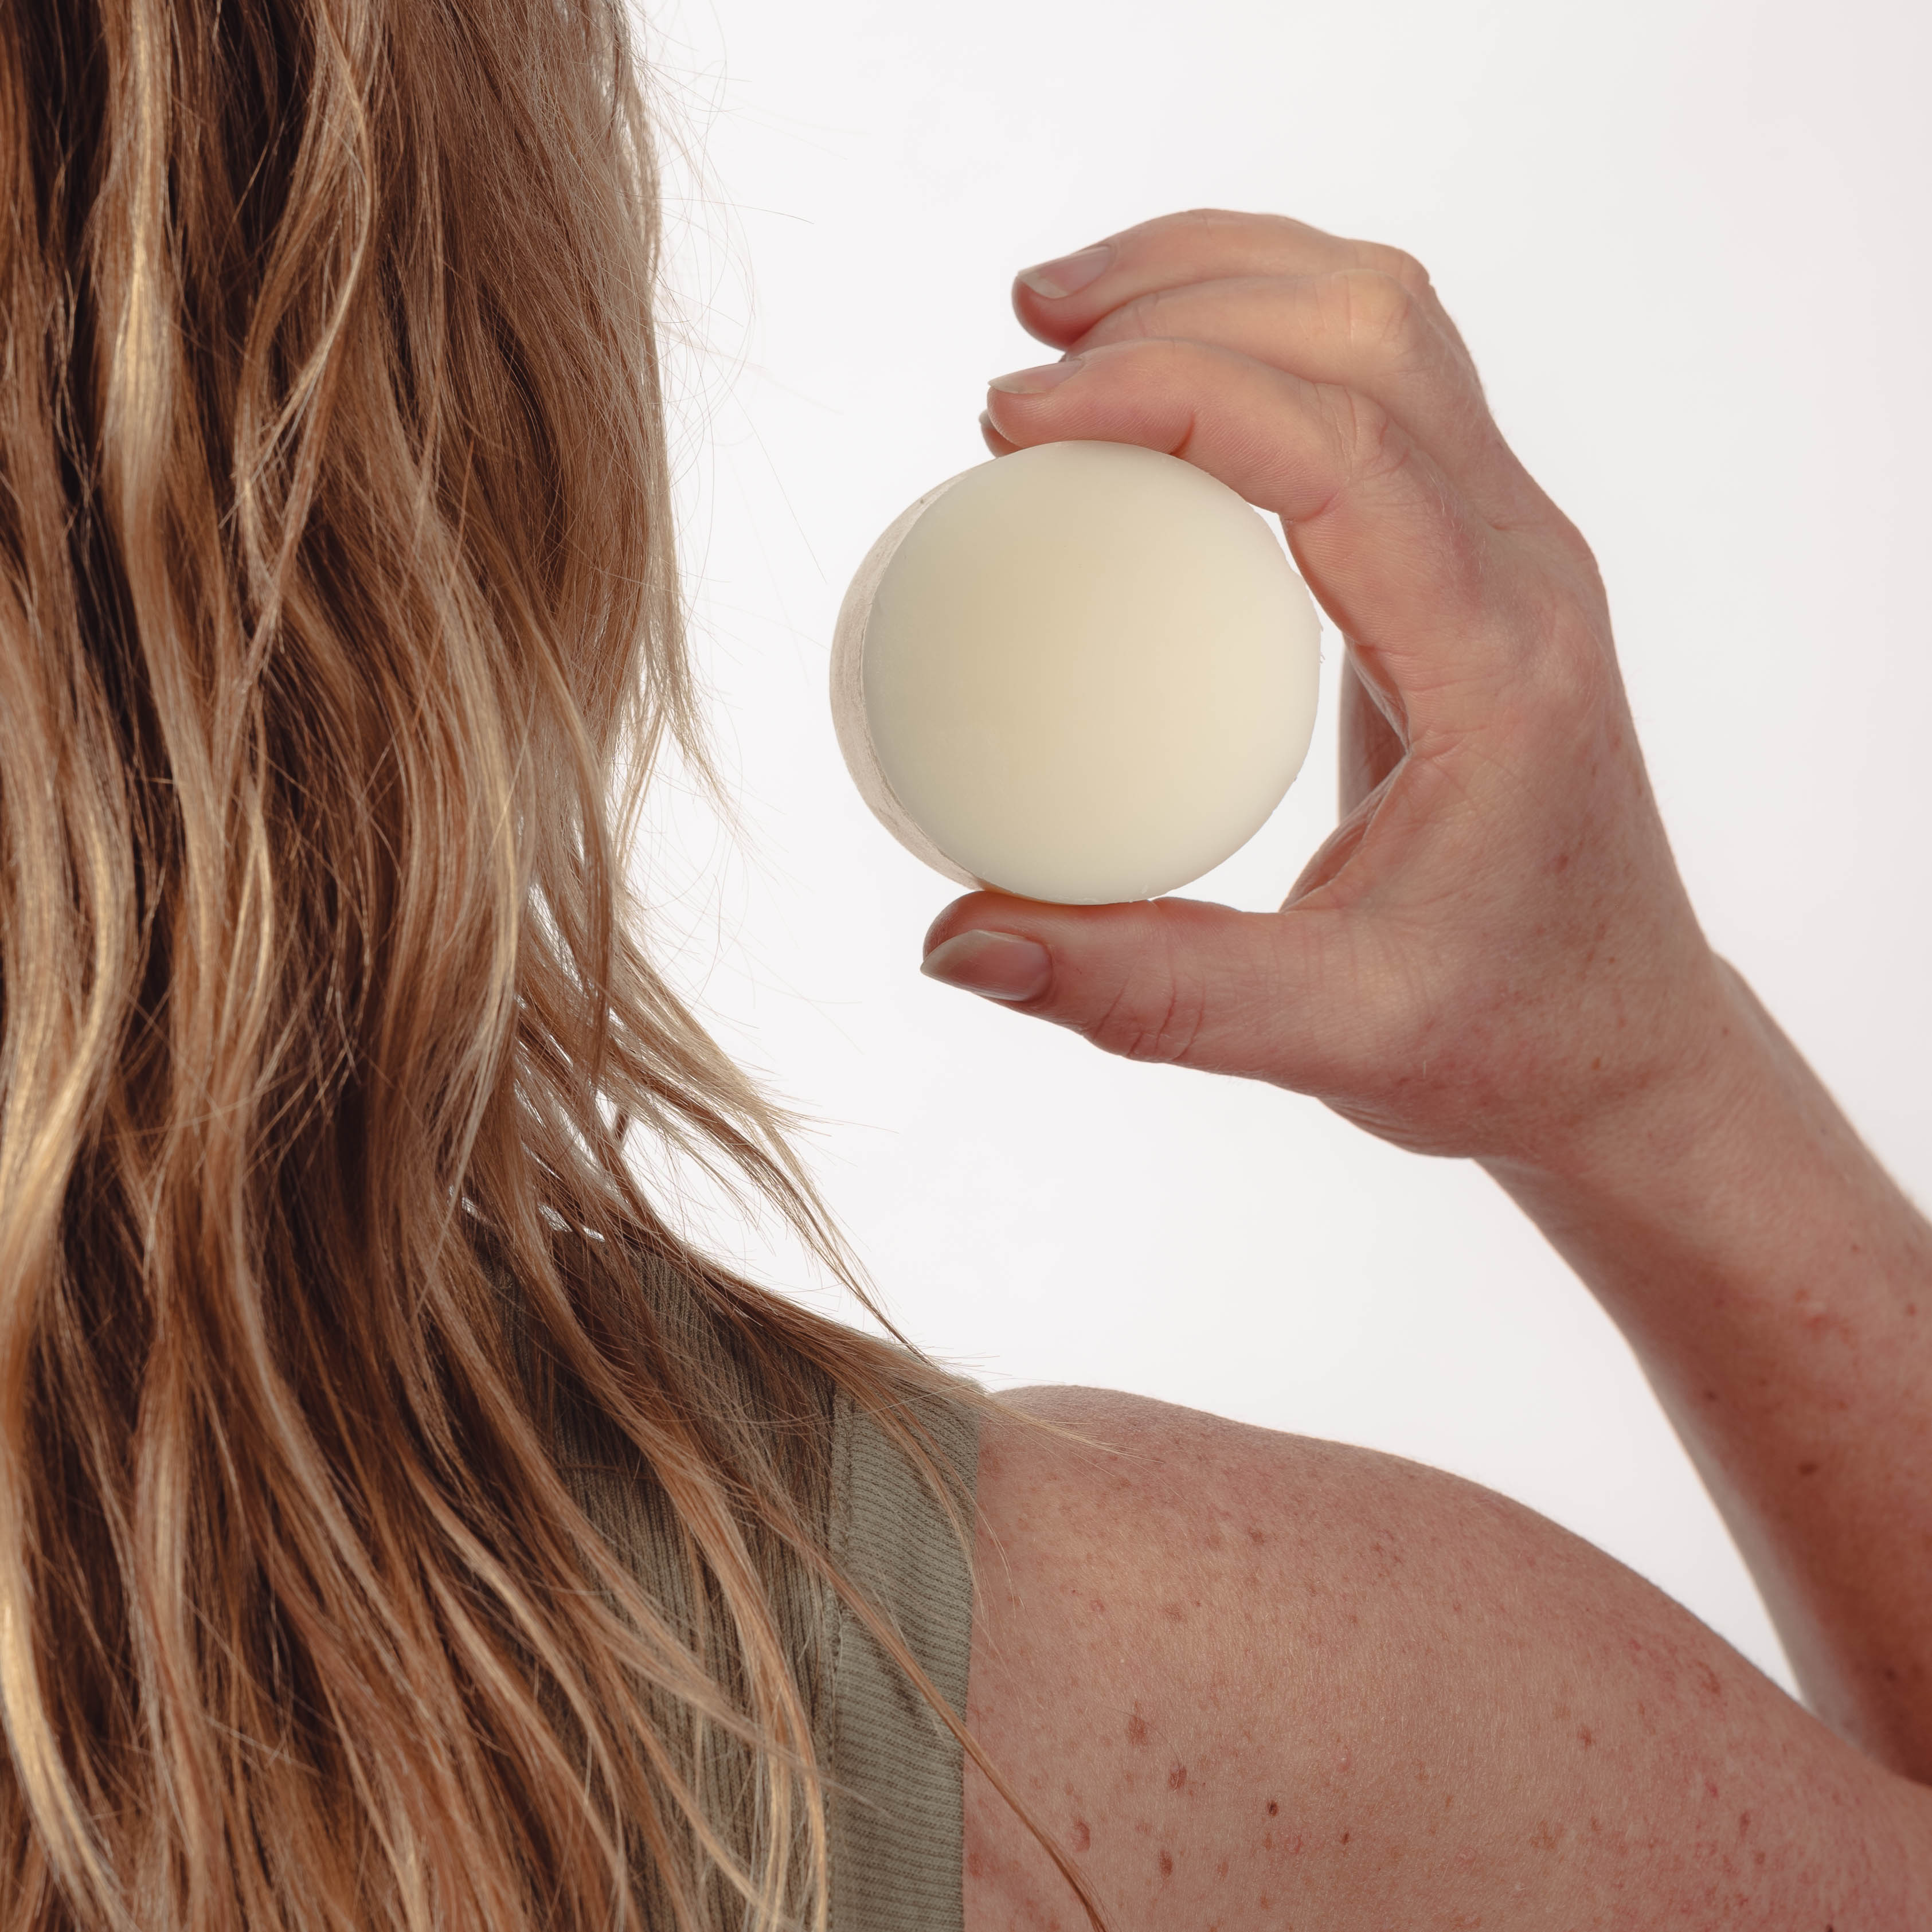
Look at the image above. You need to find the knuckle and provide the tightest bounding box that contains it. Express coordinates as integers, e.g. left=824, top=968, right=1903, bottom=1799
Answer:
left=1083, top=969, right=1204, bottom=1067
left=1364, top=243, right=1435, bottom=300
left=1171, top=205, right=1245, bottom=229
left=1329, top=383, right=1413, bottom=490
left=1498, top=562, right=1619, bottom=717
left=1088, top=287, right=1171, bottom=347
left=1550, top=510, right=1608, bottom=588
left=1331, top=268, right=1434, bottom=369
left=1534, top=605, right=1618, bottom=716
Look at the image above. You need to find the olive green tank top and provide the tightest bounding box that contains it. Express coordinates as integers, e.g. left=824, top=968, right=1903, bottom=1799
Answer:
left=484, top=1236, right=979, bottom=1932
left=822, top=1376, right=979, bottom=1931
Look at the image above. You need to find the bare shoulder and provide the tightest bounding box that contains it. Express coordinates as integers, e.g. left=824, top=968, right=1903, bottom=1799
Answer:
left=963, top=1384, right=1932, bottom=1930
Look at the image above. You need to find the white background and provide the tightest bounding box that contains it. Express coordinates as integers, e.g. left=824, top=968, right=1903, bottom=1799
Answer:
left=621, top=0, right=1932, bottom=1695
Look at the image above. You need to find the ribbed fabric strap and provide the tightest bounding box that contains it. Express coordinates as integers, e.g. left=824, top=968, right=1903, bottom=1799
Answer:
left=825, top=1383, right=980, bottom=1932
left=479, top=1237, right=981, bottom=1929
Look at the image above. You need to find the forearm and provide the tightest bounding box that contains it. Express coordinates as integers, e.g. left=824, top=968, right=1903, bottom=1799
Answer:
left=1481, top=956, right=1932, bottom=1780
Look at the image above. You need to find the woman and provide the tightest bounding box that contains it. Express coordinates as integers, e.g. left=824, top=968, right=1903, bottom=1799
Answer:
left=0, top=7, right=1922, bottom=1932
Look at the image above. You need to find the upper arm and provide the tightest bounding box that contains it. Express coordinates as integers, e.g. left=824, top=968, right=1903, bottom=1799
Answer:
left=962, top=1384, right=1931, bottom=1929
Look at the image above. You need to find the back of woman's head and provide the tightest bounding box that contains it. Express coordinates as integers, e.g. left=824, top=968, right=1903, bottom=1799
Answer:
left=0, top=4, right=1017, bottom=1927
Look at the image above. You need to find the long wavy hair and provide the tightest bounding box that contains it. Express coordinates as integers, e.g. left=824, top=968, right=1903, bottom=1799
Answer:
left=0, top=1, right=1104, bottom=1926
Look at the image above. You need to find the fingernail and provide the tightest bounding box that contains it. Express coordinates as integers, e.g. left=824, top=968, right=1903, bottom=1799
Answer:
left=1016, top=243, right=1113, bottom=299
left=920, top=930, right=1053, bottom=1001
left=987, top=355, right=1085, bottom=396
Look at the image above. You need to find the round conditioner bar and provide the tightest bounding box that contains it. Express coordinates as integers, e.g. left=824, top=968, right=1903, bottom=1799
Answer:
left=830, top=439, right=1323, bottom=906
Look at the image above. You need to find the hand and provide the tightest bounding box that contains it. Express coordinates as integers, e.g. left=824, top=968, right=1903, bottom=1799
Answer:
left=920, top=207, right=1733, bottom=1168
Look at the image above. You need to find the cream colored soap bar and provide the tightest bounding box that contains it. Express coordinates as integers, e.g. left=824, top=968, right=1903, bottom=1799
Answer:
left=830, top=439, right=1321, bottom=906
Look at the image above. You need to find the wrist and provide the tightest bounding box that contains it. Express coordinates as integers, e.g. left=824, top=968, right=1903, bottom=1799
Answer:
left=1478, top=952, right=1786, bottom=1234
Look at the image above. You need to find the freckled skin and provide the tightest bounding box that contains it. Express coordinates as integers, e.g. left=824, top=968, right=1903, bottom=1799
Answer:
left=962, top=1388, right=1932, bottom=1929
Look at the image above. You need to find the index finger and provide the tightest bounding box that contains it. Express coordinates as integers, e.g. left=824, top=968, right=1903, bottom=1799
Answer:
left=984, top=335, right=1586, bottom=742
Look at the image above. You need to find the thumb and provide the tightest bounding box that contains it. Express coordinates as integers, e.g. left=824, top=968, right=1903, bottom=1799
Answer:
left=918, top=892, right=1351, bottom=1089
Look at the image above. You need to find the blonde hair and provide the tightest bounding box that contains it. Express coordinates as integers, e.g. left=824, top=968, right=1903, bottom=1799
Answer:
left=0, top=1, right=1104, bottom=1926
